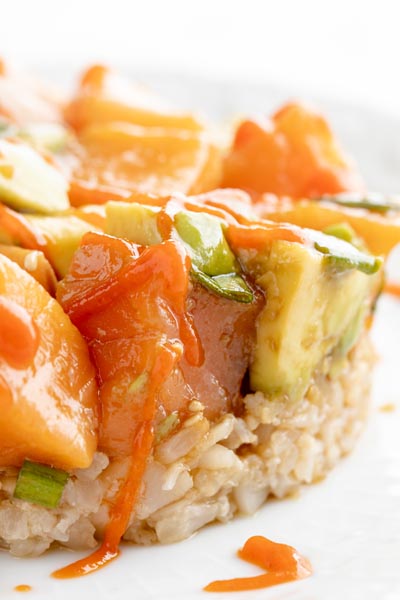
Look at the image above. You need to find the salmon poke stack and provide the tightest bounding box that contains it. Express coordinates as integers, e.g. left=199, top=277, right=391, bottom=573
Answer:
left=0, top=62, right=399, bottom=569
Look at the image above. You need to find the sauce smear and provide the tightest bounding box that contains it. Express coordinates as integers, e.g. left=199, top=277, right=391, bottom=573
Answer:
left=204, top=535, right=312, bottom=592
left=52, top=420, right=153, bottom=578
left=14, top=585, right=31, bottom=593
left=52, top=342, right=180, bottom=579
left=384, top=282, right=400, bottom=298
left=0, top=297, right=39, bottom=369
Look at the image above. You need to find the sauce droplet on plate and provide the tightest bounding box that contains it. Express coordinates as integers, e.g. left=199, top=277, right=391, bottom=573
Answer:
left=379, top=403, right=396, bottom=413
left=204, top=535, right=312, bottom=592
left=384, top=282, right=400, bottom=298
left=14, top=585, right=32, bottom=593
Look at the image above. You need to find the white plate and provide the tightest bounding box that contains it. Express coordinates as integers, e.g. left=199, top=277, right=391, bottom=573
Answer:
left=1, top=79, right=400, bottom=600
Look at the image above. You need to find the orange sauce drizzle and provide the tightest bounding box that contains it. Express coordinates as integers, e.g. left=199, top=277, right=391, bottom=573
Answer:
left=183, top=200, right=237, bottom=224
left=379, top=403, right=396, bottom=413
left=227, top=223, right=305, bottom=251
left=52, top=195, right=306, bottom=580
left=52, top=420, right=153, bottom=578
left=14, top=585, right=31, bottom=593
left=69, top=179, right=132, bottom=207
left=384, top=282, right=400, bottom=298
left=204, top=535, right=312, bottom=592
left=0, top=297, right=39, bottom=369
left=156, top=201, right=204, bottom=366
left=63, top=234, right=202, bottom=368
left=156, top=193, right=306, bottom=254
left=53, top=342, right=180, bottom=579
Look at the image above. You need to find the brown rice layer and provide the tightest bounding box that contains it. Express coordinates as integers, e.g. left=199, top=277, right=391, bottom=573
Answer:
left=0, top=334, right=374, bottom=557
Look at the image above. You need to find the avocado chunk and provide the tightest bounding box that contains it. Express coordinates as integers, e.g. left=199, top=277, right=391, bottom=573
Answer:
left=18, top=123, right=71, bottom=153
left=106, top=201, right=162, bottom=245
left=25, top=215, right=99, bottom=277
left=0, top=139, right=69, bottom=213
left=243, top=238, right=380, bottom=399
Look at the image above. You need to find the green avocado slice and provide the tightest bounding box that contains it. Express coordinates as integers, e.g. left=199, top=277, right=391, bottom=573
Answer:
left=0, top=139, right=69, bottom=214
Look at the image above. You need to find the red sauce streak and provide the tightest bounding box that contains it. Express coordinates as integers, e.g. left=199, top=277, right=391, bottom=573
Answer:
left=51, top=198, right=306, bottom=580
left=156, top=204, right=175, bottom=240
left=69, top=179, right=132, bottom=207
left=63, top=234, right=202, bottom=368
left=199, top=199, right=252, bottom=225
left=52, top=342, right=180, bottom=579
left=384, top=282, right=400, bottom=298
left=227, top=223, right=305, bottom=251
left=127, top=192, right=171, bottom=207
left=204, top=535, right=312, bottom=592
left=184, top=200, right=236, bottom=224
left=0, top=297, right=39, bottom=369
left=14, top=585, right=31, bottom=593
left=52, top=421, right=153, bottom=578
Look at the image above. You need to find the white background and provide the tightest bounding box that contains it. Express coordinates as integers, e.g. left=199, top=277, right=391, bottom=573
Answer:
left=1, top=0, right=400, bottom=116
left=1, top=3, right=400, bottom=599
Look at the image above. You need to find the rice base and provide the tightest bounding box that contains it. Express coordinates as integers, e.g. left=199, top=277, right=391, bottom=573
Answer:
left=0, top=334, right=374, bottom=557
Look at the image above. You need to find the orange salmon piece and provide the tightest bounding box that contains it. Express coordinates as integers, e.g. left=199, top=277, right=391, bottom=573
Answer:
left=0, top=254, right=98, bottom=469
left=222, top=103, right=363, bottom=198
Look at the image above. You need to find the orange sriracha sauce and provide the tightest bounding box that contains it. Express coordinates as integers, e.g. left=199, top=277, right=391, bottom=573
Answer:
left=54, top=231, right=201, bottom=577
left=205, top=535, right=312, bottom=592
left=53, top=194, right=307, bottom=579
left=384, top=282, right=400, bottom=298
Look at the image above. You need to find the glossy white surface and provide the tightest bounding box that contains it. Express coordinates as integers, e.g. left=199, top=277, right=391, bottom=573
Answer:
left=0, top=96, right=399, bottom=600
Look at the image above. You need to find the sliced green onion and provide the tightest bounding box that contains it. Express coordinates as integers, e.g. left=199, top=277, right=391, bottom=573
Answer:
left=307, top=229, right=382, bottom=275
left=320, top=192, right=400, bottom=213
left=155, top=412, right=180, bottom=443
left=174, top=210, right=237, bottom=276
left=14, top=460, right=69, bottom=509
left=192, top=267, right=254, bottom=303
left=128, top=372, right=149, bottom=394
left=323, top=223, right=369, bottom=254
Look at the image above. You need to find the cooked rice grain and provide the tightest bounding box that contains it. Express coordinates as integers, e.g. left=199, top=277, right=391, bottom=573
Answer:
left=0, top=335, right=374, bottom=556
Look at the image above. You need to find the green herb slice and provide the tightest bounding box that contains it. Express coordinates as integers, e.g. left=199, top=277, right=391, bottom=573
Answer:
left=174, top=210, right=236, bottom=276
left=192, top=267, right=254, bottom=303
left=307, top=229, right=382, bottom=275
left=320, top=193, right=400, bottom=213
left=14, top=460, right=69, bottom=509
left=155, top=412, right=180, bottom=443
